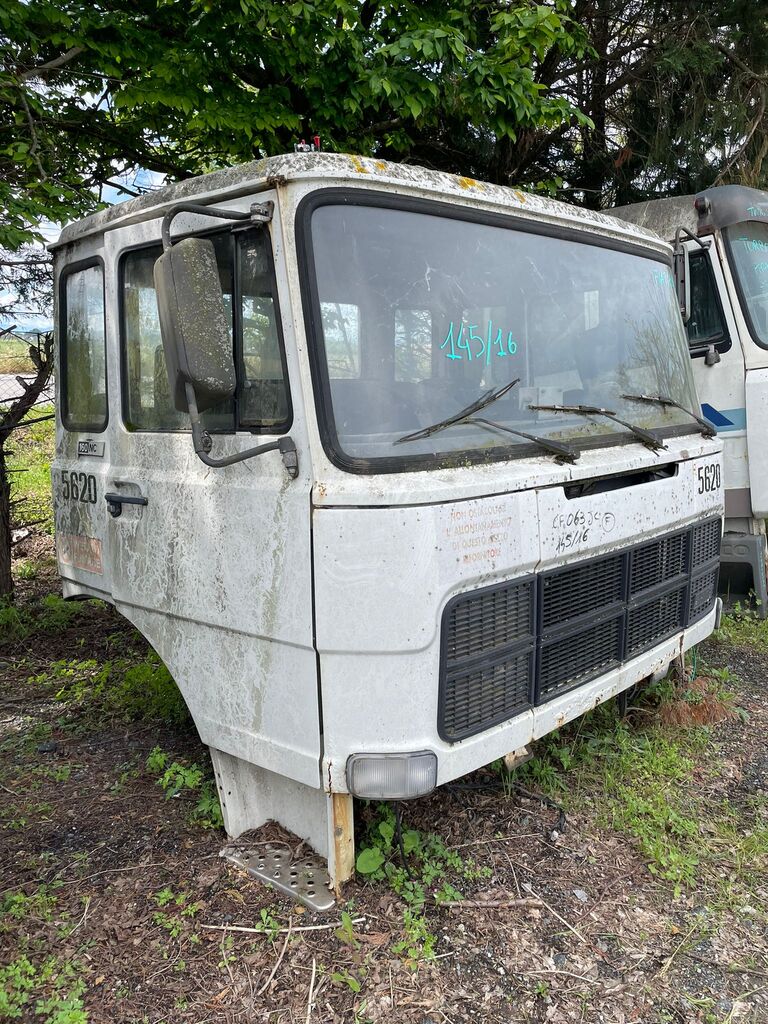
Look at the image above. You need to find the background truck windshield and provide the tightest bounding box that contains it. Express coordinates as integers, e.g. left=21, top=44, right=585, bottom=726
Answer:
left=304, top=199, right=699, bottom=469
left=726, top=222, right=768, bottom=348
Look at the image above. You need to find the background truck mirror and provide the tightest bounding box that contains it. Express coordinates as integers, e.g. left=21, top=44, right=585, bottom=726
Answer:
left=153, top=237, right=236, bottom=413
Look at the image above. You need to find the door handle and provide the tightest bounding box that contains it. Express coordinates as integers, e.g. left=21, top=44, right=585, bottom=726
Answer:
left=105, top=492, right=149, bottom=518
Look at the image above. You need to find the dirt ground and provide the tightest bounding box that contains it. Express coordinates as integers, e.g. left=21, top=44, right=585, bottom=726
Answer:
left=1, top=544, right=767, bottom=1024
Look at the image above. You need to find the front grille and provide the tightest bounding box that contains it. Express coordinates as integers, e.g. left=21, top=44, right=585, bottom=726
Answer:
left=630, top=531, right=688, bottom=596
left=541, top=554, right=623, bottom=630
left=440, top=653, right=533, bottom=742
left=689, top=568, right=718, bottom=622
left=439, top=517, right=721, bottom=741
left=691, top=519, right=721, bottom=568
left=447, top=581, right=531, bottom=663
left=539, top=615, right=622, bottom=698
left=626, top=585, right=687, bottom=656
left=439, top=578, right=535, bottom=742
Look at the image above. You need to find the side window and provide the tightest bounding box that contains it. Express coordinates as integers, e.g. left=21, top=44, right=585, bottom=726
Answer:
left=61, top=262, right=108, bottom=432
left=238, top=232, right=292, bottom=430
left=320, top=302, right=360, bottom=378
left=121, top=236, right=234, bottom=431
left=395, top=308, right=432, bottom=382
left=687, top=252, right=729, bottom=354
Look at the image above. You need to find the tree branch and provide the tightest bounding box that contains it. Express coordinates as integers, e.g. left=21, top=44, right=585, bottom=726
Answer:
left=19, top=46, right=85, bottom=81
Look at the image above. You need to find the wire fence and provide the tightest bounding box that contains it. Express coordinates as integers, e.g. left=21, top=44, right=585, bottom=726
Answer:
left=0, top=330, right=55, bottom=409
left=1, top=329, right=56, bottom=545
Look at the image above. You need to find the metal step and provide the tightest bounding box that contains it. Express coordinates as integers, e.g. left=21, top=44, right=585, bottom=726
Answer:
left=221, top=843, right=335, bottom=912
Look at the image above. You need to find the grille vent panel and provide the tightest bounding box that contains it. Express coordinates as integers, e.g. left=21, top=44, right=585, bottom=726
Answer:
left=439, top=517, right=721, bottom=741
left=626, top=586, right=687, bottom=656
left=447, top=582, right=532, bottom=663
left=539, top=616, right=622, bottom=698
left=541, top=555, right=623, bottom=630
left=630, top=531, right=688, bottom=596
left=691, top=519, right=722, bottom=568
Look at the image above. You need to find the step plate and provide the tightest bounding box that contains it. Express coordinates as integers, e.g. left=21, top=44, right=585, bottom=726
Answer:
left=222, top=844, right=335, bottom=912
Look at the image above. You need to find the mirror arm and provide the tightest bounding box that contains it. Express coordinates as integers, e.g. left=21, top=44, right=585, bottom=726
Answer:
left=185, top=384, right=299, bottom=478
left=674, top=226, right=710, bottom=252
left=161, top=201, right=274, bottom=252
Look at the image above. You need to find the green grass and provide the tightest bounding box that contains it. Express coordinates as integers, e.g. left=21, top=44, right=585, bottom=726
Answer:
left=7, top=409, right=55, bottom=534
left=27, top=649, right=191, bottom=729
left=503, top=668, right=766, bottom=900
left=714, top=604, right=768, bottom=650
left=0, top=594, right=93, bottom=647
left=0, top=335, right=36, bottom=374
left=512, top=702, right=709, bottom=891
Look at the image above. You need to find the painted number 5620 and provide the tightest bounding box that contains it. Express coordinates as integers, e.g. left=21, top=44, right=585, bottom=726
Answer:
left=697, top=463, right=721, bottom=493
left=60, top=471, right=97, bottom=504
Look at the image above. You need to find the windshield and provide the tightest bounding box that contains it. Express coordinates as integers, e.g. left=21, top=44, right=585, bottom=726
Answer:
left=725, top=222, right=768, bottom=348
left=304, top=197, right=700, bottom=470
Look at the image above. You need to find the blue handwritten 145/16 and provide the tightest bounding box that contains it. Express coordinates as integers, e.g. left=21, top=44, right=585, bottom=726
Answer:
left=440, top=320, right=518, bottom=363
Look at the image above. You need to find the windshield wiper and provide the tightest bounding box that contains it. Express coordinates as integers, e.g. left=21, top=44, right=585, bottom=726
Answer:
left=529, top=403, right=667, bottom=453
left=395, top=378, right=520, bottom=444
left=469, top=417, right=579, bottom=463
left=621, top=393, right=717, bottom=438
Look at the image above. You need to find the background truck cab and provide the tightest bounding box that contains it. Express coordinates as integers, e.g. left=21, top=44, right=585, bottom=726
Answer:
left=614, top=186, right=768, bottom=611
left=51, top=154, right=724, bottom=894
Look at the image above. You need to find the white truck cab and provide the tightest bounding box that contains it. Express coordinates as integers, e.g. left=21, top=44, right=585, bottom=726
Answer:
left=51, top=154, right=723, bottom=899
left=614, top=186, right=768, bottom=611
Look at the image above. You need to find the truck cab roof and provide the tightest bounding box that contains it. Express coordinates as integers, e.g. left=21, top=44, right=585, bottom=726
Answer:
left=614, top=183, right=768, bottom=240
left=52, top=151, right=667, bottom=255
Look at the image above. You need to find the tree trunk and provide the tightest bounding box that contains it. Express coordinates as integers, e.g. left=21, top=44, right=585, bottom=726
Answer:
left=0, top=441, right=12, bottom=600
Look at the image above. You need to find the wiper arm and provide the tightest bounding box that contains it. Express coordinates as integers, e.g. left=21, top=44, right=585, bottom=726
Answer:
left=395, top=378, right=520, bottom=444
left=621, top=393, right=717, bottom=438
left=530, top=403, right=667, bottom=453
left=470, top=417, right=579, bottom=464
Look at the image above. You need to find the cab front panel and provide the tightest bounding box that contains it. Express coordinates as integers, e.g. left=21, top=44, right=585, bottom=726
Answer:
left=313, top=444, right=722, bottom=792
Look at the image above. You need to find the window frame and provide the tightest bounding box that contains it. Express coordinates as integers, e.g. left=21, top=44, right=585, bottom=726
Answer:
left=685, top=248, right=732, bottom=359
left=59, top=256, right=109, bottom=434
left=724, top=224, right=768, bottom=351
left=118, top=224, right=293, bottom=435
left=233, top=227, right=294, bottom=434
left=296, top=187, right=698, bottom=476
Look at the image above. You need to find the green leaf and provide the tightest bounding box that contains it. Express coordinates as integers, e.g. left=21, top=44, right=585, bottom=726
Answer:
left=356, top=847, right=385, bottom=875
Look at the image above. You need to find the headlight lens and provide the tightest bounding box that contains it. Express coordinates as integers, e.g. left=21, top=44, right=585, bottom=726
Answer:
left=346, top=751, right=438, bottom=800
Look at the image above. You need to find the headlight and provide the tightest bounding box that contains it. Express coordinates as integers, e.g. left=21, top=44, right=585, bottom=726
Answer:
left=346, top=751, right=438, bottom=800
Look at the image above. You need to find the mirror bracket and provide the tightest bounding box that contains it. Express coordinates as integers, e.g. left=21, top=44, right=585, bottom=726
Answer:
left=161, top=200, right=273, bottom=251
left=705, top=343, right=722, bottom=366
left=186, top=384, right=299, bottom=478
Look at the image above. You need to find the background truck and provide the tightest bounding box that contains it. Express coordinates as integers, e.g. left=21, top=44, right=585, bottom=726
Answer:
left=614, top=185, right=768, bottom=612
left=51, top=153, right=723, bottom=902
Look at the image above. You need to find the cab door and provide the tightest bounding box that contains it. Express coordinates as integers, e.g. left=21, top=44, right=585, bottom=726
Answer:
left=99, top=198, right=320, bottom=789
left=53, top=253, right=114, bottom=604
left=684, top=239, right=748, bottom=512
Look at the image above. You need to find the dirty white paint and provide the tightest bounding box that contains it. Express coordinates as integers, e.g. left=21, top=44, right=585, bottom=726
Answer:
left=745, top=368, right=768, bottom=517
left=52, top=154, right=725, bottom=886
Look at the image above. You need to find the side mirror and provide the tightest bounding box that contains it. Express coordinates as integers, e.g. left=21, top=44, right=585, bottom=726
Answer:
left=672, top=225, right=710, bottom=324
left=153, top=237, right=236, bottom=413
left=152, top=201, right=298, bottom=477
left=673, top=241, right=691, bottom=323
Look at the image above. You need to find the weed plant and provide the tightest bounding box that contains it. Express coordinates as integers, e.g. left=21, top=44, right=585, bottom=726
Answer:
left=30, top=651, right=190, bottom=728
left=355, top=802, right=491, bottom=966
left=145, top=746, right=224, bottom=829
